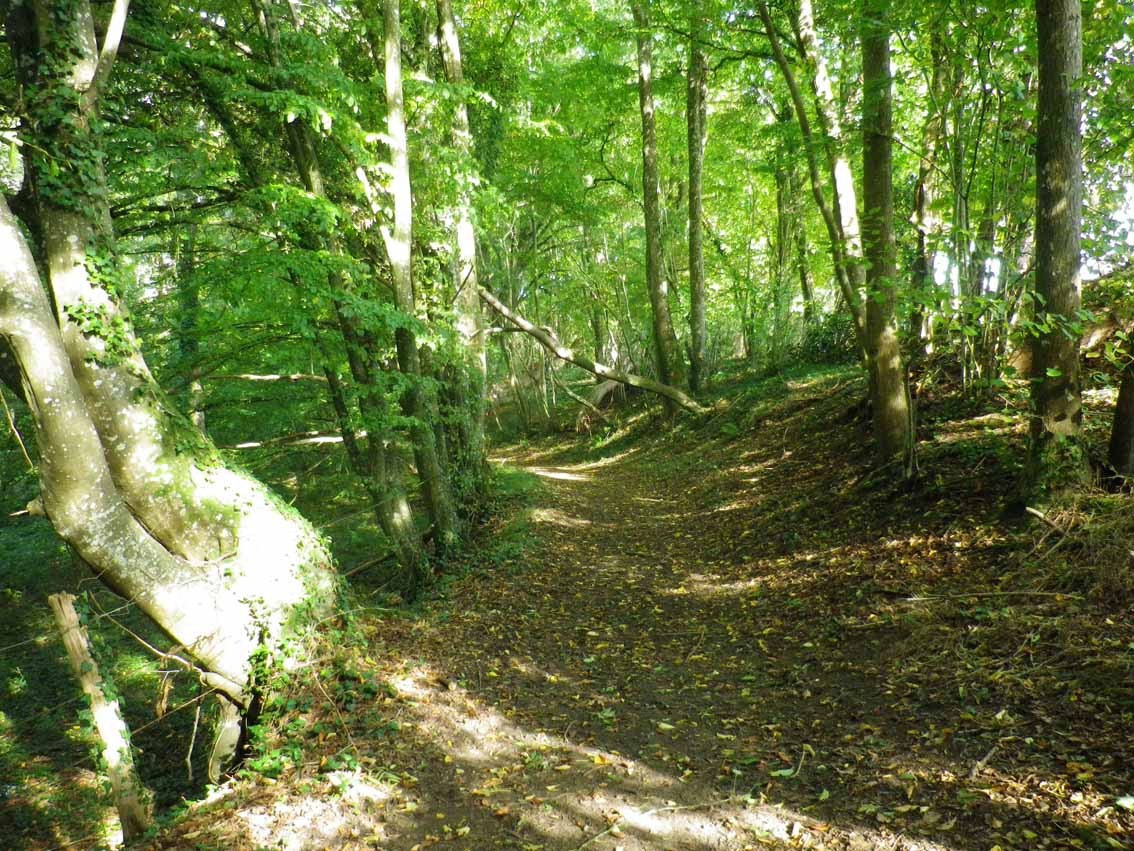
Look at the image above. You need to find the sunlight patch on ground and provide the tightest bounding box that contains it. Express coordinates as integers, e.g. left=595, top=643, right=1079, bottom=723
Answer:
left=383, top=663, right=964, bottom=850
left=528, top=466, right=591, bottom=482
left=234, top=778, right=392, bottom=851
left=678, top=572, right=764, bottom=598
left=531, top=507, right=592, bottom=527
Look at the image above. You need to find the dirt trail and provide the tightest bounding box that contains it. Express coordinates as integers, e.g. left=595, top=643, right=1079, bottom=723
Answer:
left=146, top=376, right=1132, bottom=850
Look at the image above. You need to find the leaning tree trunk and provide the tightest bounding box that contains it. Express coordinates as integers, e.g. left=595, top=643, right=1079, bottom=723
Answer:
left=861, top=0, right=913, bottom=469
left=632, top=0, right=686, bottom=406
left=1028, top=0, right=1088, bottom=493
left=5, top=0, right=337, bottom=774
left=686, top=0, right=709, bottom=394
left=478, top=286, right=707, bottom=414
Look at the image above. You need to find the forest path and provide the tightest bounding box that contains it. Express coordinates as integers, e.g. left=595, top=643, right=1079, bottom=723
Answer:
left=361, top=373, right=1130, bottom=850
left=145, top=371, right=1132, bottom=850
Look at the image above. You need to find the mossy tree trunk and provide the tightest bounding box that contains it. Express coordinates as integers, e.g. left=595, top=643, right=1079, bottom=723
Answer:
left=4, top=0, right=337, bottom=774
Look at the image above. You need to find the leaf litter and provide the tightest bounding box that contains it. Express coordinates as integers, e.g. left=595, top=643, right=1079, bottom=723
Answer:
left=142, top=370, right=1134, bottom=850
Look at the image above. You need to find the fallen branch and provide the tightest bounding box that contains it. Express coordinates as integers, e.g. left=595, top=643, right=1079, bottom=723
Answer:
left=478, top=286, right=708, bottom=415
left=1025, top=506, right=1067, bottom=534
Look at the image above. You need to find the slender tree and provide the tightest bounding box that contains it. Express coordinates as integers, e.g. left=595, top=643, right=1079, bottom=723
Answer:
left=632, top=0, right=686, bottom=403
left=1028, top=0, right=1087, bottom=491
left=382, top=0, right=460, bottom=553
left=686, top=0, right=709, bottom=393
left=437, top=0, right=489, bottom=491
left=861, top=0, right=913, bottom=467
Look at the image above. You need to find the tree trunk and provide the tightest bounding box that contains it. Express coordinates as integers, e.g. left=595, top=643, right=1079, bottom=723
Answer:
left=632, top=0, right=686, bottom=406
left=861, top=0, right=913, bottom=468
left=758, top=3, right=866, bottom=354
left=909, top=27, right=947, bottom=350
left=1028, top=0, right=1087, bottom=492
left=175, top=223, right=206, bottom=431
left=5, top=0, right=336, bottom=734
left=49, top=593, right=152, bottom=841
left=382, top=0, right=460, bottom=552
left=437, top=0, right=488, bottom=492
left=251, top=0, right=429, bottom=586
left=686, top=0, right=708, bottom=394
left=772, top=153, right=793, bottom=372
left=1109, top=356, right=1134, bottom=477
left=796, top=0, right=866, bottom=297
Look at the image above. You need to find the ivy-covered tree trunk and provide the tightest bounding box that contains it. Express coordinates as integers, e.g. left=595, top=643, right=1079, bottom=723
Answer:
left=632, top=0, right=686, bottom=403
left=861, top=0, right=913, bottom=469
left=1028, top=0, right=1088, bottom=493
left=4, top=0, right=336, bottom=776
left=686, top=0, right=708, bottom=394
left=383, top=0, right=460, bottom=553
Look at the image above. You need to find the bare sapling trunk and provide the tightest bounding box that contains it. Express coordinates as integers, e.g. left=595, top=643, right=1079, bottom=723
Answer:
left=50, top=593, right=153, bottom=840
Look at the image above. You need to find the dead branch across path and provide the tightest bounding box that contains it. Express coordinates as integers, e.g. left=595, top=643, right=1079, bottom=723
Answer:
left=477, top=286, right=708, bottom=414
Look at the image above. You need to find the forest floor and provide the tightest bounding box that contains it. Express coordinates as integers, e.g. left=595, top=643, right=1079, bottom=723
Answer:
left=8, top=365, right=1134, bottom=850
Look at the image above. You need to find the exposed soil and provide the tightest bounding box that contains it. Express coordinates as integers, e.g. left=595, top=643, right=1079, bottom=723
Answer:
left=115, top=372, right=1134, bottom=848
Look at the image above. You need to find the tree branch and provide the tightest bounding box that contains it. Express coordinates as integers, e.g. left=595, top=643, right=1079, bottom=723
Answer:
left=83, top=0, right=130, bottom=112
left=477, top=286, right=707, bottom=415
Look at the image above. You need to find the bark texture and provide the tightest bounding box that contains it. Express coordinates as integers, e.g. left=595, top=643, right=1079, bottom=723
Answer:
left=383, top=0, right=459, bottom=552
left=861, top=0, right=912, bottom=466
left=632, top=0, right=686, bottom=402
left=1029, top=0, right=1086, bottom=490
left=686, top=0, right=708, bottom=394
